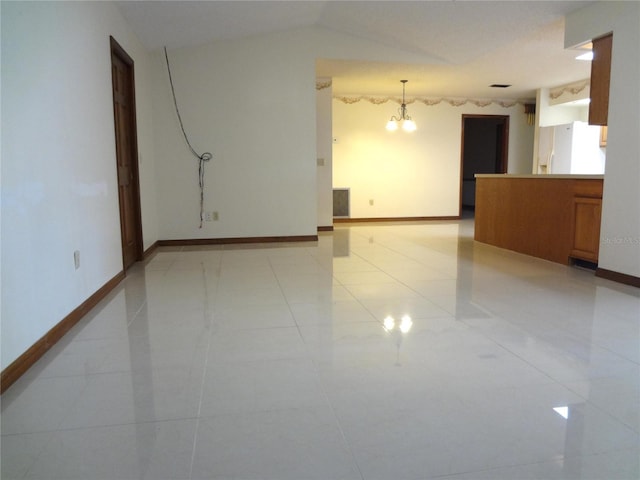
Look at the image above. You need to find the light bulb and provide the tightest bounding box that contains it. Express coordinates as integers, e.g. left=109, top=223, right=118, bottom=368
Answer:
left=386, top=120, right=398, bottom=131
left=399, top=315, right=413, bottom=333
left=383, top=316, right=395, bottom=331
left=402, top=119, right=417, bottom=132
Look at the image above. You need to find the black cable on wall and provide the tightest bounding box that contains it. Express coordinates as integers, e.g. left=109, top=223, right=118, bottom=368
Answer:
left=164, top=46, right=212, bottom=229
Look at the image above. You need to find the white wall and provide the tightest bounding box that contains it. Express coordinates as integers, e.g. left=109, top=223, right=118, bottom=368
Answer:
left=332, top=99, right=534, bottom=218
left=152, top=31, right=318, bottom=239
left=150, top=26, right=446, bottom=240
left=537, top=87, right=589, bottom=127
left=1, top=1, right=157, bottom=368
left=565, top=1, right=640, bottom=278
left=316, top=80, right=334, bottom=228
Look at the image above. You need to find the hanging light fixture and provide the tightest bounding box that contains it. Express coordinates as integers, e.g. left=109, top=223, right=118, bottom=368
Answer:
left=386, top=80, right=417, bottom=132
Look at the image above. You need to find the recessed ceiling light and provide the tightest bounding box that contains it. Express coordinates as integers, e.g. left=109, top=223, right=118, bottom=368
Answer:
left=490, top=84, right=511, bottom=88
left=553, top=406, right=569, bottom=419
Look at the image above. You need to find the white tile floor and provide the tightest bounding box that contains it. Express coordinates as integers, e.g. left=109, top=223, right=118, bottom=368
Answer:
left=2, top=220, right=639, bottom=480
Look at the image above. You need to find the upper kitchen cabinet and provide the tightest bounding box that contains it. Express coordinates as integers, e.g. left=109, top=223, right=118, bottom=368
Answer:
left=589, top=33, right=613, bottom=126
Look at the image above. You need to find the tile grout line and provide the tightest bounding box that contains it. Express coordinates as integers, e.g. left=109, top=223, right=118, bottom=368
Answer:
left=267, top=248, right=367, bottom=480
left=187, top=257, right=222, bottom=479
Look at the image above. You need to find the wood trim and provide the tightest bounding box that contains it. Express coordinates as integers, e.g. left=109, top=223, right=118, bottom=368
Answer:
left=143, top=241, right=159, bottom=259
left=334, top=216, right=460, bottom=223
left=158, top=235, right=318, bottom=246
left=596, top=268, right=640, bottom=288
left=1, top=271, right=125, bottom=394
left=317, top=226, right=334, bottom=232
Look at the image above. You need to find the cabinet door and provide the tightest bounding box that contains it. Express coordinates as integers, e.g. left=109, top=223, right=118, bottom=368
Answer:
left=589, top=34, right=612, bottom=126
left=571, top=197, right=602, bottom=262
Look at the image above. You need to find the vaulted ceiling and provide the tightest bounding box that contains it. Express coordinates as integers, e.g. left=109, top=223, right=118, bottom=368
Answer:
left=116, top=1, right=594, bottom=99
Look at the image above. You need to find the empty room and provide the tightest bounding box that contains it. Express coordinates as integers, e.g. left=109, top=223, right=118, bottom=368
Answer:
left=1, top=1, right=639, bottom=479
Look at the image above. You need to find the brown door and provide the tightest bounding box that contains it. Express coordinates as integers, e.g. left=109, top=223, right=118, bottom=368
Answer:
left=110, top=37, right=142, bottom=270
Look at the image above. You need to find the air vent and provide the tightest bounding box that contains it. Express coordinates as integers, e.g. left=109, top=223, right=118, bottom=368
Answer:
left=333, top=188, right=350, bottom=218
left=490, top=84, right=512, bottom=88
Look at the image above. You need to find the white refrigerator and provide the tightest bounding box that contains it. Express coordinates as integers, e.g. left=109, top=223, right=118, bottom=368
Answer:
left=538, top=121, right=605, bottom=175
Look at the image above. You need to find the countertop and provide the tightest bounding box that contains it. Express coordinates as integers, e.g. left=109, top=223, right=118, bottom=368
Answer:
left=475, top=174, right=604, bottom=180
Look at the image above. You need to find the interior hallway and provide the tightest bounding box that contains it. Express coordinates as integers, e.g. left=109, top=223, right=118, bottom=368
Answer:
left=1, top=219, right=639, bottom=479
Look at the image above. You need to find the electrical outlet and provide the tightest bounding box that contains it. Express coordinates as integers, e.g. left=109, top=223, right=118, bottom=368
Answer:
left=369, top=199, right=374, bottom=206
left=74, top=250, right=80, bottom=269
left=204, top=211, right=219, bottom=222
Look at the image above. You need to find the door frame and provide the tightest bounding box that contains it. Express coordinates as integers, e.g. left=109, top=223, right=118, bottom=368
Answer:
left=110, top=36, right=143, bottom=269
left=459, top=114, right=509, bottom=215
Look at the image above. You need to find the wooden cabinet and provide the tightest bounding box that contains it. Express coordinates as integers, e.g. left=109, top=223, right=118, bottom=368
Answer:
left=571, top=196, right=602, bottom=262
left=475, top=175, right=603, bottom=265
left=589, top=34, right=612, bottom=126
left=599, top=126, right=608, bottom=147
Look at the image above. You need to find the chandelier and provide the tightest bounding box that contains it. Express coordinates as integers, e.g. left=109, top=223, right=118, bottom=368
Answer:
left=386, top=80, right=417, bottom=132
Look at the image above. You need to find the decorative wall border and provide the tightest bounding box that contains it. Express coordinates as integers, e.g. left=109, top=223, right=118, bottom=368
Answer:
left=333, top=96, right=529, bottom=108
left=316, top=80, right=332, bottom=90
left=549, top=79, right=589, bottom=100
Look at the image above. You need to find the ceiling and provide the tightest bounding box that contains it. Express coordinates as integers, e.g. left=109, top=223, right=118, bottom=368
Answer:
left=116, top=0, right=595, bottom=99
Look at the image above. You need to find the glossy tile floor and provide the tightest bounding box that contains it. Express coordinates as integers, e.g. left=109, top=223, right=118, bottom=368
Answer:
left=2, top=220, right=639, bottom=480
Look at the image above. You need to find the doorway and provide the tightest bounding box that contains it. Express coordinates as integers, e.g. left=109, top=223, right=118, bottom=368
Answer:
left=460, top=115, right=509, bottom=214
left=110, top=37, right=143, bottom=270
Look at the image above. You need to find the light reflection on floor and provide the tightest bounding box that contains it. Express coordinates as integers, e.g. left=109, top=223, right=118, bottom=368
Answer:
left=2, top=219, right=639, bottom=479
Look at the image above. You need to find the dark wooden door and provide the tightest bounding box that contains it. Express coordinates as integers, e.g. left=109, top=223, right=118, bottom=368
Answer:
left=111, top=37, right=142, bottom=270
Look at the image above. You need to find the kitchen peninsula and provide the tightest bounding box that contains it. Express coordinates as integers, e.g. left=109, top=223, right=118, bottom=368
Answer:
left=474, top=174, right=604, bottom=265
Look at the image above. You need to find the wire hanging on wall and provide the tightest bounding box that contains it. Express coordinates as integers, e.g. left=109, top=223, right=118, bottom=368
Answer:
left=164, top=46, right=212, bottom=228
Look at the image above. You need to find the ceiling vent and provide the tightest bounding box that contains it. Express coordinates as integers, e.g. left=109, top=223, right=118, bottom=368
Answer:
left=490, top=84, right=512, bottom=88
